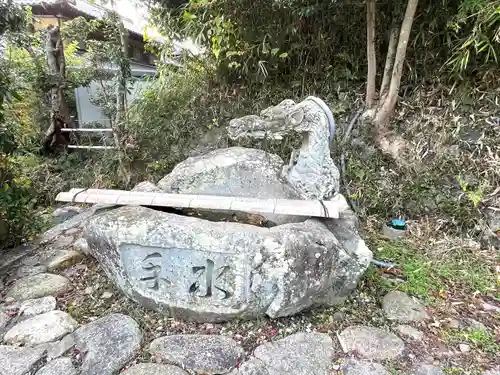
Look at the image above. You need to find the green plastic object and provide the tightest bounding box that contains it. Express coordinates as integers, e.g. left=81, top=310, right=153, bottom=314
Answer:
left=390, top=219, right=406, bottom=230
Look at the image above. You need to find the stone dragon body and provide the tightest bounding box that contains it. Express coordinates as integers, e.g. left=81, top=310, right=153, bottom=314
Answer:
left=227, top=97, right=340, bottom=201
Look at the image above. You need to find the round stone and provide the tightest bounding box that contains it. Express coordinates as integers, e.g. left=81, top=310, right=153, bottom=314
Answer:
left=35, top=357, right=77, bottom=375
left=19, top=296, right=57, bottom=317
left=6, top=273, right=71, bottom=301
left=16, top=265, right=48, bottom=278
left=101, top=291, right=113, bottom=299
left=149, top=334, right=244, bottom=375
left=382, top=291, right=429, bottom=322
left=459, top=343, right=471, bottom=353
left=411, top=364, right=445, bottom=375
left=396, top=325, right=424, bottom=341
left=242, top=333, right=334, bottom=375
left=46, top=250, right=84, bottom=271
left=0, top=345, right=45, bottom=375
left=341, top=358, right=389, bottom=375
left=338, top=325, right=405, bottom=360
left=3, top=310, right=78, bottom=346
left=73, top=313, right=142, bottom=375
left=481, top=302, right=500, bottom=313
left=44, top=333, right=76, bottom=360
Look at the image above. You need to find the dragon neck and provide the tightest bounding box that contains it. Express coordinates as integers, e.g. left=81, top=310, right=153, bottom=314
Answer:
left=296, top=102, right=332, bottom=165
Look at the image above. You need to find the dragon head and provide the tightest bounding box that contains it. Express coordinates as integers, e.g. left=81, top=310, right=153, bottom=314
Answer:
left=227, top=99, right=302, bottom=140
left=228, top=97, right=334, bottom=145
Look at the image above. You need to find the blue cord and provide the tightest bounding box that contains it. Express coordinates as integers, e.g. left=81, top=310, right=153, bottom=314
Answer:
left=306, top=96, right=336, bottom=144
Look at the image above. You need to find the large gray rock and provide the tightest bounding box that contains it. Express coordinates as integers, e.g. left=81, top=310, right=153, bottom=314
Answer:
left=338, top=326, right=404, bottom=360
left=40, top=205, right=115, bottom=245
left=3, top=310, right=78, bottom=346
left=340, top=359, right=389, bottom=375
left=231, top=332, right=333, bottom=375
left=35, top=357, right=77, bottom=375
left=73, top=313, right=142, bottom=375
left=149, top=334, right=243, bottom=375
left=157, top=147, right=302, bottom=225
left=320, top=209, right=372, bottom=304
left=382, top=291, right=429, bottom=322
left=84, top=205, right=371, bottom=322
left=122, top=363, right=188, bottom=375
left=6, top=273, right=71, bottom=301
left=0, top=345, right=45, bottom=375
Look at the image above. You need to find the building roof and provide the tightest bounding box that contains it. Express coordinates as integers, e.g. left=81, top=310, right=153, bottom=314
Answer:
left=16, top=0, right=195, bottom=64
left=17, top=0, right=145, bottom=39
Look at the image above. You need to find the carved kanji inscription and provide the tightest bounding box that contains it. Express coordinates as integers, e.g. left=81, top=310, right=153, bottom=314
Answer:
left=189, top=259, right=232, bottom=299
left=139, top=252, right=170, bottom=290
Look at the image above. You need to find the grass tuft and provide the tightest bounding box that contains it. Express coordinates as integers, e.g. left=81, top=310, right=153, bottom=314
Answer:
left=363, top=235, right=497, bottom=303
left=442, top=327, right=499, bottom=355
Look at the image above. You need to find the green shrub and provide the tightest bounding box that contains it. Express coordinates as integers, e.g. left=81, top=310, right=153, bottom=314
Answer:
left=0, top=154, right=46, bottom=247
left=125, top=62, right=216, bottom=179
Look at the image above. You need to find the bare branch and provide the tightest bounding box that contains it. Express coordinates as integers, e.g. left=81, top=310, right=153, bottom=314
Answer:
left=375, top=0, right=419, bottom=126
left=366, top=0, right=376, bottom=108
left=380, top=25, right=399, bottom=101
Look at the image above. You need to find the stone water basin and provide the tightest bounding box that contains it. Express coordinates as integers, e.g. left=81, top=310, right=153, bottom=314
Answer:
left=83, top=147, right=372, bottom=322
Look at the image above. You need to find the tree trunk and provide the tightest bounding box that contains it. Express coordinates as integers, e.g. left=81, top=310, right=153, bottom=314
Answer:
left=374, top=0, right=419, bottom=126
left=379, top=24, right=399, bottom=101
left=366, top=0, right=376, bottom=108
left=43, top=21, right=72, bottom=151
left=112, top=1, right=129, bottom=135
left=115, top=28, right=128, bottom=128
left=109, top=2, right=131, bottom=185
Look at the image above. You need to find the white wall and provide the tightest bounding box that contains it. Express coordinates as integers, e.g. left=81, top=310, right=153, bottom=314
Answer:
left=75, top=65, right=154, bottom=127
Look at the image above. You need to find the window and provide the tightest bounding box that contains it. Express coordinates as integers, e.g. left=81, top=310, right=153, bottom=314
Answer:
left=134, top=48, right=142, bottom=61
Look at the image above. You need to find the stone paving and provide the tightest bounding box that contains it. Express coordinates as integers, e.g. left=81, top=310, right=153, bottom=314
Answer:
left=0, top=212, right=498, bottom=375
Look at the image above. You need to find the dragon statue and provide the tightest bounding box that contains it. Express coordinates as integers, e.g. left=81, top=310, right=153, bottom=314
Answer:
left=227, top=97, right=340, bottom=201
